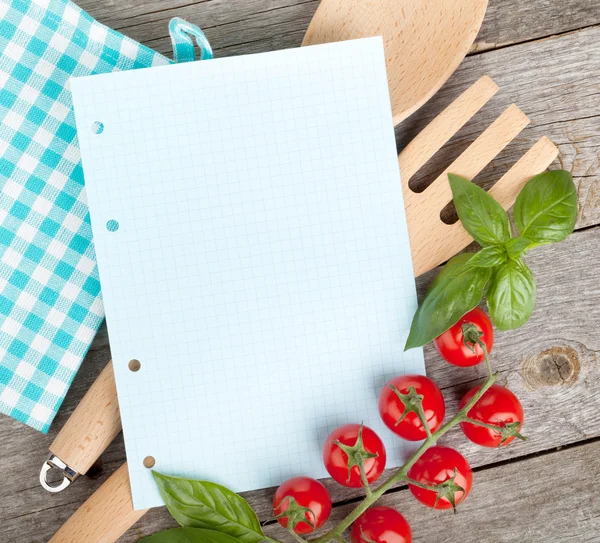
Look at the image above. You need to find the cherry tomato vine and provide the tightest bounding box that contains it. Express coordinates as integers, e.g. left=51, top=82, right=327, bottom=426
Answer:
left=302, top=372, right=500, bottom=543
left=265, top=307, right=524, bottom=543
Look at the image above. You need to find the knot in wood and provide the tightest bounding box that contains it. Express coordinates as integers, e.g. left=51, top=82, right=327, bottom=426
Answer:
left=521, top=346, right=580, bottom=389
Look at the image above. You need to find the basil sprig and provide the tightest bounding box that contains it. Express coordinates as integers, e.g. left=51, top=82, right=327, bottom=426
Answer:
left=142, top=472, right=265, bottom=543
left=405, top=170, right=577, bottom=348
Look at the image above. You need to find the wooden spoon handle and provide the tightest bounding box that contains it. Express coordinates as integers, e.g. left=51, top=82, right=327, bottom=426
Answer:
left=45, top=362, right=121, bottom=481
left=49, top=463, right=148, bottom=543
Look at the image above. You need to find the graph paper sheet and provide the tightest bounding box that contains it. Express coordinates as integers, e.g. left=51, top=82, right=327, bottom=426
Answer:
left=71, top=37, right=425, bottom=510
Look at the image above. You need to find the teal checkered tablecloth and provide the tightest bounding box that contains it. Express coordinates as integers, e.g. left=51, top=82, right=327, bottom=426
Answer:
left=0, top=0, right=211, bottom=432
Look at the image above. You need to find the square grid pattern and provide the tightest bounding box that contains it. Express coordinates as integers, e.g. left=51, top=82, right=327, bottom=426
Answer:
left=71, top=37, right=425, bottom=510
left=0, top=0, right=168, bottom=432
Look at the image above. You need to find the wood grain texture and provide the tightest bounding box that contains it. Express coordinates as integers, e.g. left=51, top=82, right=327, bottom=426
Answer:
left=50, top=361, right=121, bottom=475
left=302, top=0, right=487, bottom=124
left=76, top=0, right=600, bottom=58
left=1, top=0, right=599, bottom=542
left=473, top=0, right=600, bottom=52
left=400, top=93, right=553, bottom=276
left=49, top=464, right=147, bottom=543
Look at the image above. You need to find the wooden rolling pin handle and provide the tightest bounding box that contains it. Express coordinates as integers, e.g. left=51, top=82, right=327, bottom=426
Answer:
left=49, top=463, right=148, bottom=543
left=40, top=361, right=122, bottom=492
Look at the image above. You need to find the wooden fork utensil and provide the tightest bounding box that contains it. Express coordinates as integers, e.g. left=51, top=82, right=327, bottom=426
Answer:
left=400, top=75, right=558, bottom=276
left=48, top=76, right=558, bottom=542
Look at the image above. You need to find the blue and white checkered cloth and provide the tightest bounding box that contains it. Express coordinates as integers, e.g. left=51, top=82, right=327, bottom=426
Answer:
left=0, top=0, right=172, bottom=432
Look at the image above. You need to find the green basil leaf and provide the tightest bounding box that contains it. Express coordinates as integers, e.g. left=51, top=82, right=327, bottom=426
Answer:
left=486, top=258, right=536, bottom=331
left=449, top=174, right=511, bottom=247
left=152, top=472, right=264, bottom=543
left=466, top=246, right=507, bottom=268
left=505, top=237, right=532, bottom=260
left=514, top=170, right=577, bottom=243
left=405, top=253, right=491, bottom=349
left=140, top=528, right=243, bottom=543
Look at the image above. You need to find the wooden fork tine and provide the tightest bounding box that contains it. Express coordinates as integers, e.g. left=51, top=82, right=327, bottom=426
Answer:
left=405, top=103, right=530, bottom=266
left=423, top=104, right=530, bottom=205
left=489, top=136, right=559, bottom=207
left=399, top=75, right=499, bottom=181
left=413, top=137, right=559, bottom=277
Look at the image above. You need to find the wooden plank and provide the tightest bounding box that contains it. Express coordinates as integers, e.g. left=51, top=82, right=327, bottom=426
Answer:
left=82, top=0, right=320, bottom=58
left=78, top=0, right=600, bottom=59
left=473, top=0, right=600, bottom=52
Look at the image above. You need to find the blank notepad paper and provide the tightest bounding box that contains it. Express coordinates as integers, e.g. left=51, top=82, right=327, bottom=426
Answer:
left=71, top=37, right=425, bottom=510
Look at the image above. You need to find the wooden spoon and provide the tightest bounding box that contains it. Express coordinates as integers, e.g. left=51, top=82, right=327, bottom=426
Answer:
left=303, top=0, right=489, bottom=125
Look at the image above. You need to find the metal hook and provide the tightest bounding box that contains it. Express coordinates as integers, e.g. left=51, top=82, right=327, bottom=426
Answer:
left=39, top=454, right=79, bottom=493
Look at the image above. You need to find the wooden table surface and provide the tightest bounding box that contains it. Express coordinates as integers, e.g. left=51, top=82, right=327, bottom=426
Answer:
left=2, top=1, right=600, bottom=542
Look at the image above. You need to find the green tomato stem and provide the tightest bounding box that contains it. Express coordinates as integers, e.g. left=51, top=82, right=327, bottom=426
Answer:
left=414, top=393, right=432, bottom=439
left=356, top=453, right=373, bottom=498
left=289, top=529, right=310, bottom=543
left=462, top=417, right=528, bottom=444
left=482, top=343, right=493, bottom=378
left=461, top=323, right=493, bottom=377
left=398, top=475, right=437, bottom=492
left=462, top=417, right=504, bottom=431
left=309, top=372, right=498, bottom=543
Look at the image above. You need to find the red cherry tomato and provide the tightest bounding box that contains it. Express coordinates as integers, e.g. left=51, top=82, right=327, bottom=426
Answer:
left=407, top=446, right=472, bottom=510
left=378, top=375, right=445, bottom=441
left=351, top=506, right=412, bottom=543
left=460, top=384, right=525, bottom=447
left=434, top=307, right=494, bottom=367
left=322, top=424, right=386, bottom=488
left=273, top=476, right=332, bottom=534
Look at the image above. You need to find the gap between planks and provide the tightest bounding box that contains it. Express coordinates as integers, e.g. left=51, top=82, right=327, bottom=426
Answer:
left=469, top=21, right=600, bottom=55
